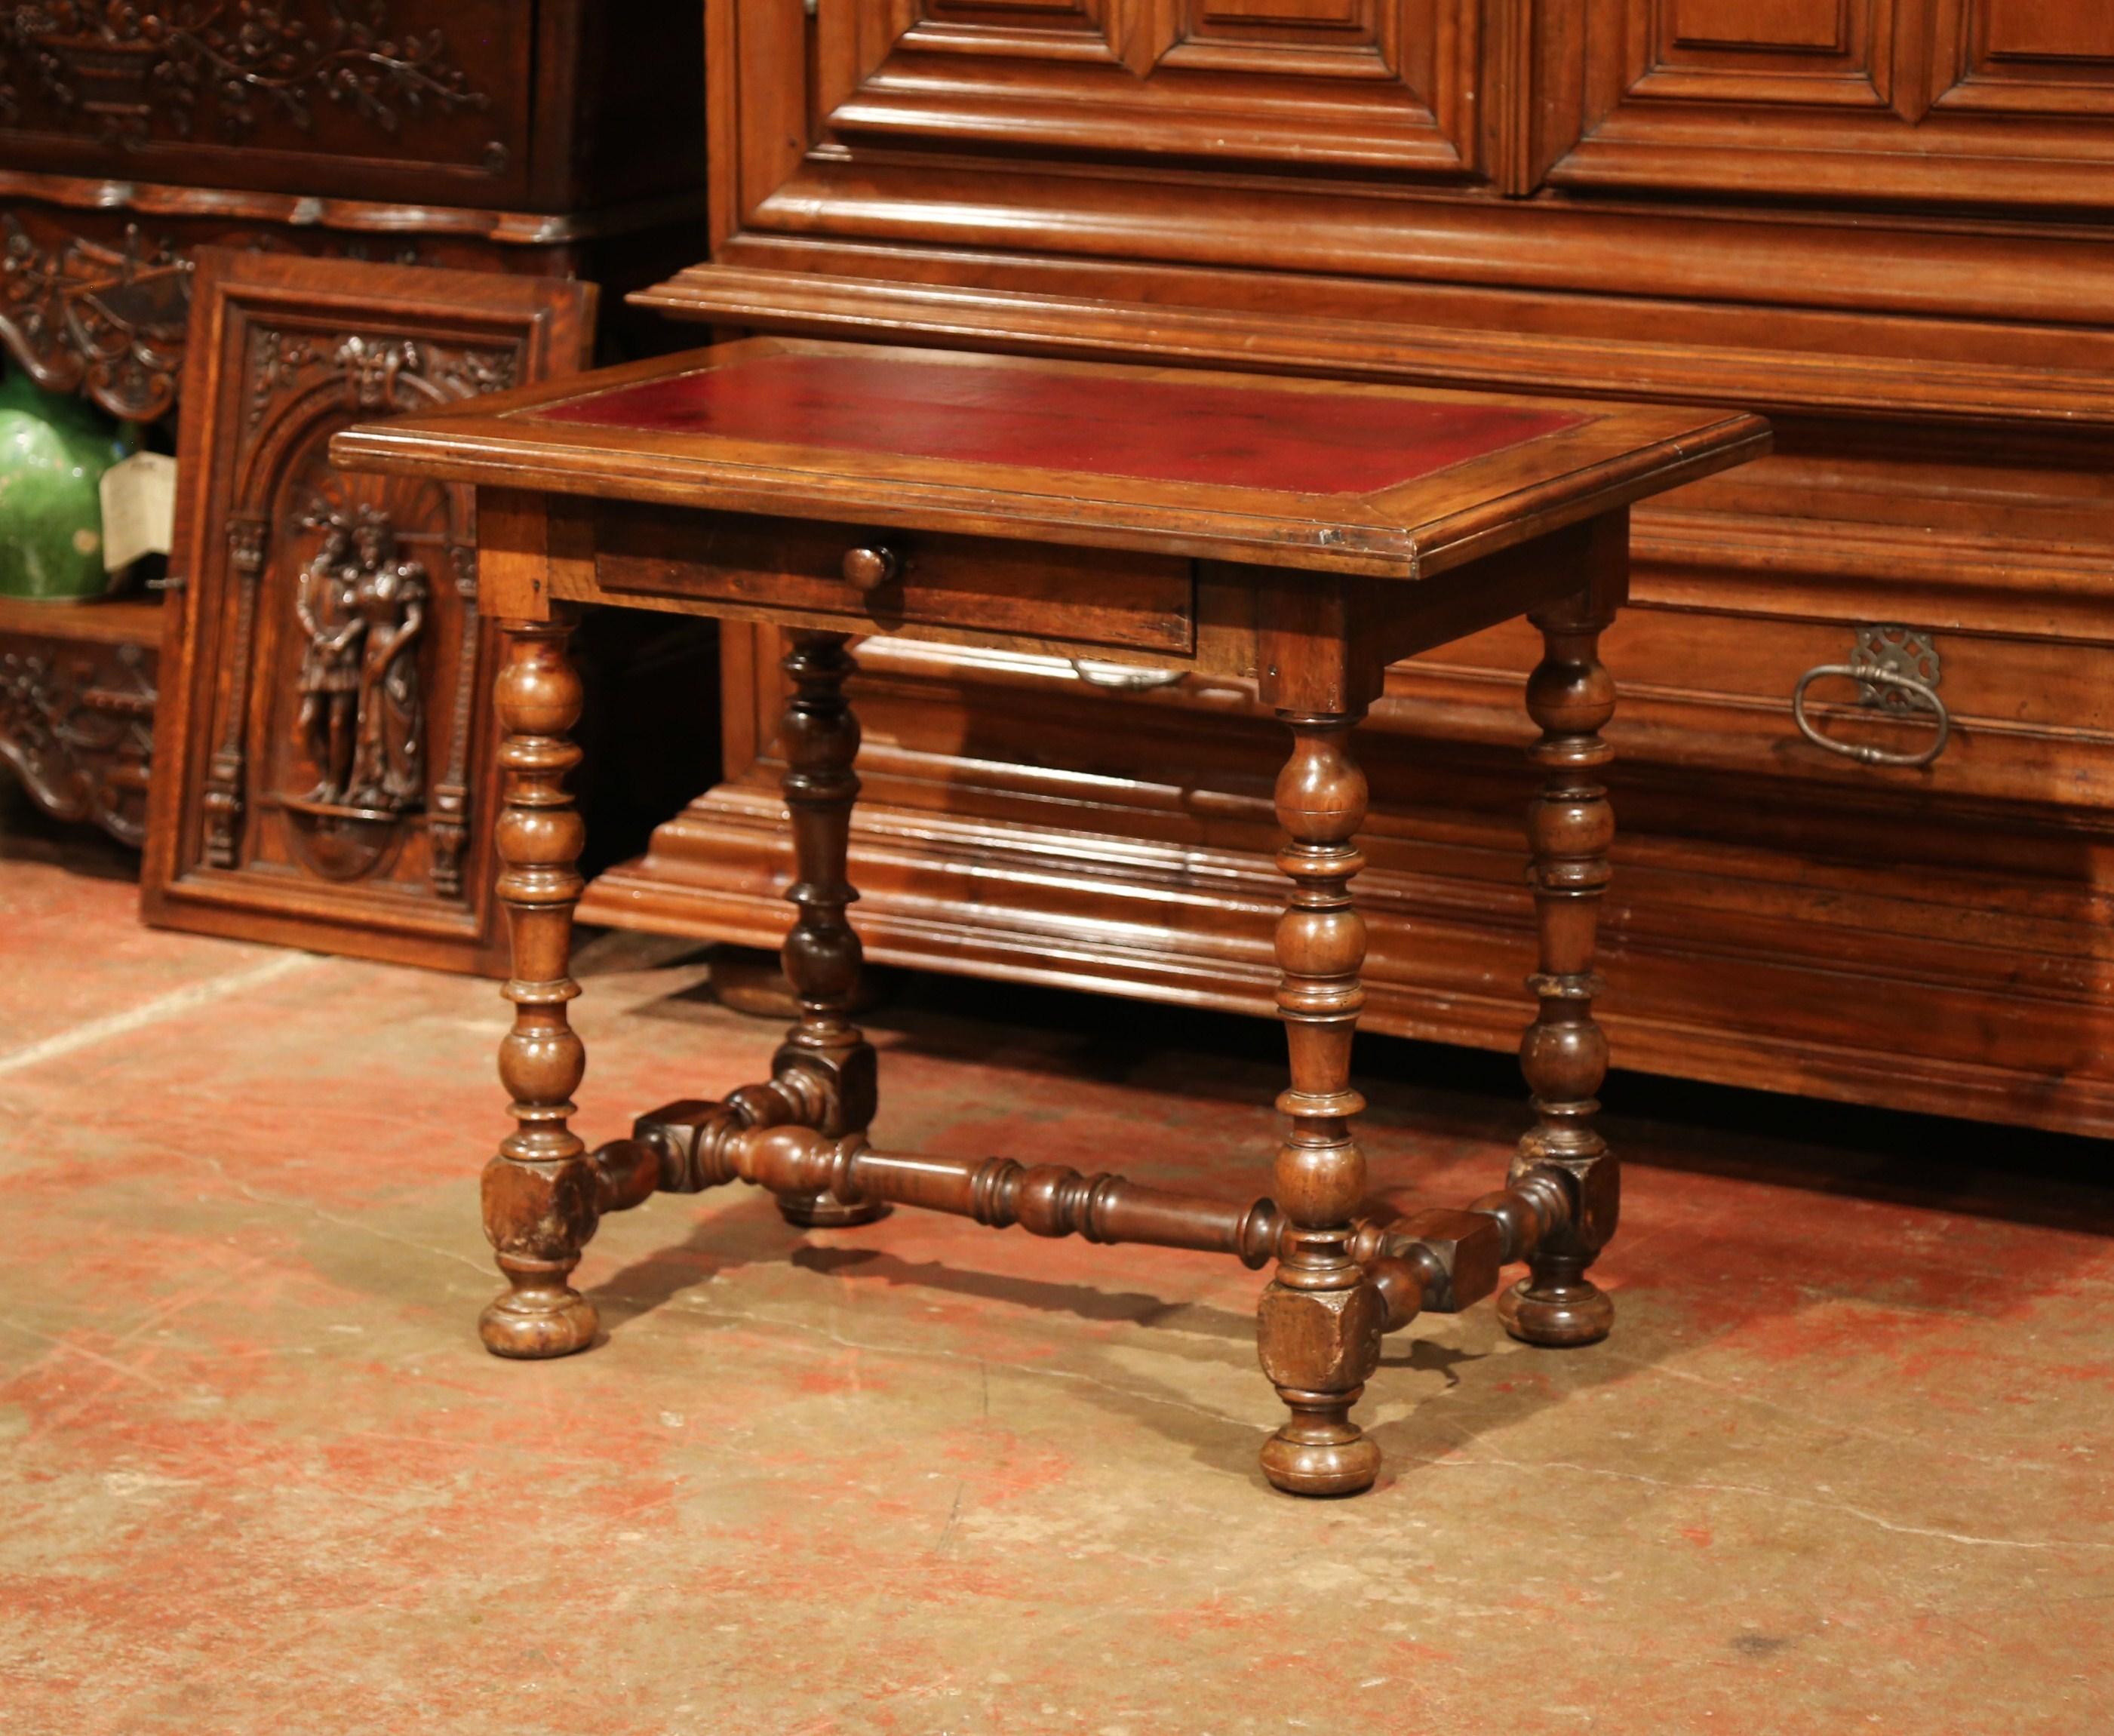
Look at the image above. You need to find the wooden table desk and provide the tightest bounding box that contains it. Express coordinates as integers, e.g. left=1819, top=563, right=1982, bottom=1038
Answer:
left=333, top=338, right=1766, bottom=1497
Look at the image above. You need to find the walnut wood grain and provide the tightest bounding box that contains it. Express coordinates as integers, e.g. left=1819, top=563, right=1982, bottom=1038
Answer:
left=1500, top=547, right=1625, bottom=1350
left=479, top=610, right=600, bottom=1358
left=1256, top=705, right=1384, bottom=1496
left=769, top=630, right=886, bottom=1229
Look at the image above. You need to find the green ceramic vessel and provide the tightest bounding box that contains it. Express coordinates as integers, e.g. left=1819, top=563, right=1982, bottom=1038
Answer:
left=0, top=369, right=143, bottom=602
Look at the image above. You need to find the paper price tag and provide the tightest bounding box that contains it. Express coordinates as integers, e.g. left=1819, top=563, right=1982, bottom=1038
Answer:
left=99, top=451, right=178, bottom=573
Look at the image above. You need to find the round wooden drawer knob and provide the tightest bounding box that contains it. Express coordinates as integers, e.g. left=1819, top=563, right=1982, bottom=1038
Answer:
left=841, top=544, right=901, bottom=591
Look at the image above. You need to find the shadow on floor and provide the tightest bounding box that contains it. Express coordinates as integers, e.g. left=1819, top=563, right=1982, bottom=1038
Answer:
left=566, top=941, right=2114, bottom=1489
left=843, top=961, right=2114, bottom=1237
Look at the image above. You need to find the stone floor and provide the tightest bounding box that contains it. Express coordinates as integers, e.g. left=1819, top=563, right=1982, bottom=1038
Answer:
left=3, top=797, right=2112, bottom=1735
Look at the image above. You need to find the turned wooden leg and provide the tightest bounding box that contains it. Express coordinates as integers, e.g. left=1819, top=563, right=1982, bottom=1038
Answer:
left=1499, top=589, right=1622, bottom=1348
left=771, top=631, right=886, bottom=1229
left=479, top=613, right=601, bottom=1358
left=1256, top=711, right=1385, bottom=1497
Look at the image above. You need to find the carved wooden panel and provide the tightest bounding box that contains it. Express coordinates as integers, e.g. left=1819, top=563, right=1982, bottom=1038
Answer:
left=0, top=2, right=705, bottom=214
left=1540, top=0, right=2114, bottom=206
left=816, top=0, right=1484, bottom=177
left=0, top=1, right=533, bottom=206
left=0, top=596, right=158, bottom=846
left=0, top=198, right=597, bottom=422
left=141, top=250, right=593, bottom=974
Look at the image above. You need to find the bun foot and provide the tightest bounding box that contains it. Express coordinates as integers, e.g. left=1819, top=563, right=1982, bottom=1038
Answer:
left=1260, top=1418, right=1381, bottom=1498
left=776, top=1189, right=891, bottom=1230
left=479, top=1283, right=600, bottom=1359
left=1498, top=1274, right=1613, bottom=1347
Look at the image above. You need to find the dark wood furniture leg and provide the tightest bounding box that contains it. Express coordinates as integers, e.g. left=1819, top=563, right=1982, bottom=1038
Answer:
left=1499, top=586, right=1621, bottom=1347
left=479, top=611, right=602, bottom=1358
left=1256, top=710, right=1386, bottom=1497
left=770, top=630, right=886, bottom=1227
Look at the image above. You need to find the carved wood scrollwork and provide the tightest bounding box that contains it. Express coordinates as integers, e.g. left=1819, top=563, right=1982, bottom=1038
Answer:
left=0, top=2, right=493, bottom=151
left=0, top=631, right=157, bottom=846
left=0, top=211, right=452, bottom=423
left=0, top=216, right=189, bottom=421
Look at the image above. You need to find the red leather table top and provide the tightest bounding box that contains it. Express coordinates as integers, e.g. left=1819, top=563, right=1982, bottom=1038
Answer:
left=532, top=349, right=1589, bottom=497
left=332, top=336, right=1770, bottom=579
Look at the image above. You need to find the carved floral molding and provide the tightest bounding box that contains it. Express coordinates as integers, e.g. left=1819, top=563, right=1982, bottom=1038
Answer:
left=0, top=2, right=493, bottom=152
left=0, top=215, right=188, bottom=420
left=0, top=634, right=157, bottom=846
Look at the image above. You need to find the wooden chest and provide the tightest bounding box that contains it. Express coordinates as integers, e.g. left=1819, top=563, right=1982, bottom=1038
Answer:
left=581, top=0, right=2114, bottom=1137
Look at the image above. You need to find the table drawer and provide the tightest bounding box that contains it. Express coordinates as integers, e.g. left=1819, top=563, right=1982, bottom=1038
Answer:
left=1399, top=604, right=2114, bottom=812
left=594, top=505, right=1197, bottom=656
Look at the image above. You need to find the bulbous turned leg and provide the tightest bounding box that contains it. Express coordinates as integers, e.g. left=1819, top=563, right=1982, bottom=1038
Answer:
left=1500, top=589, right=1621, bottom=1349
left=480, top=613, right=601, bottom=1359
left=1256, top=712, right=1384, bottom=1496
left=772, top=630, right=886, bottom=1230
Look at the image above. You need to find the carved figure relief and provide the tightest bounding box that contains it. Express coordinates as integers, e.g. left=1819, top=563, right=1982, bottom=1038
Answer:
left=0, top=2, right=493, bottom=150
left=198, top=309, right=520, bottom=891
left=288, top=498, right=426, bottom=816
left=135, top=184, right=594, bottom=970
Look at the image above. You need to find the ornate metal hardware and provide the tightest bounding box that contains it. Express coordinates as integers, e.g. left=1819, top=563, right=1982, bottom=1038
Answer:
left=1068, top=659, right=1188, bottom=692
left=1792, top=625, right=1950, bottom=770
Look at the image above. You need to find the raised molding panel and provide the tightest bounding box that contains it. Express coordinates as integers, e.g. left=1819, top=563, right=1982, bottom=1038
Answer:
left=1630, top=0, right=1900, bottom=109
left=1933, top=0, right=2114, bottom=115
left=1976, top=0, right=2114, bottom=61
left=1673, top=0, right=1848, bottom=51
left=1543, top=0, right=2114, bottom=204
left=816, top=0, right=1483, bottom=176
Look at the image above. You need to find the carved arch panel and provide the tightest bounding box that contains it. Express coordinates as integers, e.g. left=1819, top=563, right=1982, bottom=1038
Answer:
left=140, top=249, right=593, bottom=974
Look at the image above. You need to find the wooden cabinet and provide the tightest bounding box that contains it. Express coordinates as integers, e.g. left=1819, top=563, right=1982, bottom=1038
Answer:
left=0, top=1, right=701, bottom=214
left=0, top=1, right=704, bottom=422
left=583, top=0, right=2114, bottom=1137
left=0, top=0, right=707, bottom=968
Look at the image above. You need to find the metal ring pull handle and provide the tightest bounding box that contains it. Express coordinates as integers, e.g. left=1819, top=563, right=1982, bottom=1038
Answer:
left=1792, top=662, right=1951, bottom=770
left=1068, top=659, right=1188, bottom=692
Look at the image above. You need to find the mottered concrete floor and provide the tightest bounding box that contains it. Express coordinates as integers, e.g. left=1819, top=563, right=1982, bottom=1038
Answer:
left=2, top=792, right=2112, bottom=1735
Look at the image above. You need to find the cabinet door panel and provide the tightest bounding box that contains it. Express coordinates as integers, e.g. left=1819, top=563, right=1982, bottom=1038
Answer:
left=1545, top=0, right=2114, bottom=207
left=1626, top=0, right=1905, bottom=108
left=1934, top=0, right=2114, bottom=114
left=816, top=0, right=1483, bottom=177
